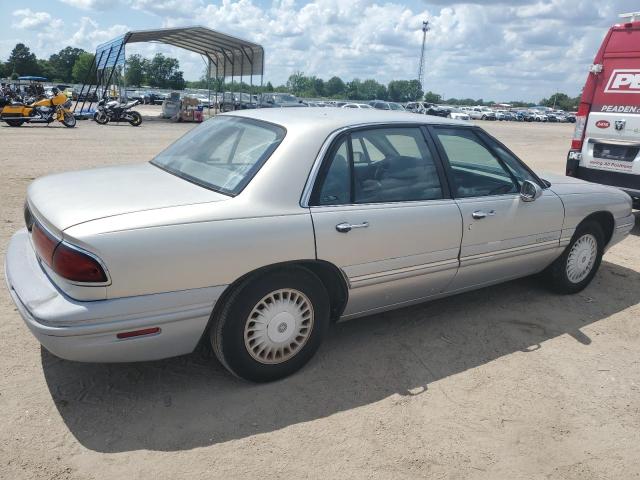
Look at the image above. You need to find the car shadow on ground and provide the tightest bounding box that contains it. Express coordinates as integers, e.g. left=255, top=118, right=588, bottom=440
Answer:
left=42, top=260, right=640, bottom=453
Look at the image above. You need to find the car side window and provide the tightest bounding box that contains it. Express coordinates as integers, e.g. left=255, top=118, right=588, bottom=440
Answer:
left=315, top=139, right=351, bottom=205
left=433, top=127, right=518, bottom=198
left=477, top=132, right=538, bottom=186
left=351, top=128, right=443, bottom=203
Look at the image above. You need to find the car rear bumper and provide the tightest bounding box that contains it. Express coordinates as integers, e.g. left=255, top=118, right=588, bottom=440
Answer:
left=568, top=163, right=640, bottom=198
left=5, top=228, right=226, bottom=363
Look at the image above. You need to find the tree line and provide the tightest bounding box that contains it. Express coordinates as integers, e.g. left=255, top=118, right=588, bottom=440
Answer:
left=0, top=43, right=185, bottom=90
left=0, top=43, right=94, bottom=84
left=1, top=42, right=580, bottom=108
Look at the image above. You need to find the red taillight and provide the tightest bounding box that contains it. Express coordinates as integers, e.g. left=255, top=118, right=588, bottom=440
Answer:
left=32, top=222, right=59, bottom=267
left=117, top=327, right=161, bottom=339
left=52, top=242, right=108, bottom=283
left=571, top=102, right=590, bottom=150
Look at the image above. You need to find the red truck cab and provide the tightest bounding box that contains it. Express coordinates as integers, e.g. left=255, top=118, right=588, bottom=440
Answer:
left=567, top=13, right=640, bottom=206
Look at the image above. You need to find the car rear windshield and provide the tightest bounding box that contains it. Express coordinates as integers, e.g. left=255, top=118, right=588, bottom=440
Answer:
left=151, top=116, right=286, bottom=196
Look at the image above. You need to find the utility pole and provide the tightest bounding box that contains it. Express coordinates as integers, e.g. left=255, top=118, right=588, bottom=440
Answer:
left=418, top=20, right=430, bottom=92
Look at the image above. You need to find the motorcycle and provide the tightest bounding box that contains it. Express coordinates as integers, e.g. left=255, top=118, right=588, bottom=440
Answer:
left=94, top=98, right=142, bottom=126
left=0, top=87, right=76, bottom=128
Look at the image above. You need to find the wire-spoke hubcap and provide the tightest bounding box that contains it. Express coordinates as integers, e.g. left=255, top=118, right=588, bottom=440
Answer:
left=244, top=288, right=314, bottom=364
left=566, top=233, right=597, bottom=284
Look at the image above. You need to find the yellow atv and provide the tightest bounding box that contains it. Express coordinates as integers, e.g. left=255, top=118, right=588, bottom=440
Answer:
left=1, top=87, right=76, bottom=127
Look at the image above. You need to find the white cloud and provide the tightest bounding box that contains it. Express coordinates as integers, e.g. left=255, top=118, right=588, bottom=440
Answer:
left=2, top=0, right=636, bottom=101
left=68, top=17, right=129, bottom=49
left=12, top=9, right=63, bottom=30
left=59, top=0, right=117, bottom=10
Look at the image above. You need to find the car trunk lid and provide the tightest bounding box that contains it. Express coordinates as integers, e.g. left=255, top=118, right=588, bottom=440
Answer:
left=27, top=162, right=228, bottom=232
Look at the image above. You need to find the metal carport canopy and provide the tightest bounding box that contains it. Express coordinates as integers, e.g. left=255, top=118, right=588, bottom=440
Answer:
left=124, top=26, right=264, bottom=78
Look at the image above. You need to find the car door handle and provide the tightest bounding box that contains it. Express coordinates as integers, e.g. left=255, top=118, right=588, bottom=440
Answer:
left=336, top=222, right=369, bottom=233
left=472, top=210, right=496, bottom=219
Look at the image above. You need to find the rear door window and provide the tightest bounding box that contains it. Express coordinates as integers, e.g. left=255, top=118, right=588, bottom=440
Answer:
left=311, top=128, right=444, bottom=205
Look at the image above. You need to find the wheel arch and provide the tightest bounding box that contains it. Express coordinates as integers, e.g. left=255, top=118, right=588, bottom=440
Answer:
left=579, top=211, right=615, bottom=246
left=199, top=259, right=349, bottom=347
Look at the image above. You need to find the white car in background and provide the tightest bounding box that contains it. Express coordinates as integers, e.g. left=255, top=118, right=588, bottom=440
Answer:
left=531, top=111, right=548, bottom=122
left=469, top=107, right=496, bottom=120
left=341, top=103, right=372, bottom=109
left=448, top=109, right=470, bottom=121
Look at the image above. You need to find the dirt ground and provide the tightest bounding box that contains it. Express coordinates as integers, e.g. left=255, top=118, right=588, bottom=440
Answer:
left=1, top=110, right=639, bottom=480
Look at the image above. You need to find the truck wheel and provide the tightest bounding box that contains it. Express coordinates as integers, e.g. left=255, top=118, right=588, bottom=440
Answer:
left=210, top=267, right=330, bottom=382
left=543, top=221, right=604, bottom=294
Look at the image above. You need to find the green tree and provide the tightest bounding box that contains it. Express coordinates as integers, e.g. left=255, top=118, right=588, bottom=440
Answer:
left=312, top=77, right=324, bottom=97
left=265, top=81, right=274, bottom=92
left=0, top=61, right=8, bottom=78
left=345, top=78, right=362, bottom=99
left=37, top=59, right=55, bottom=80
left=325, top=76, right=346, bottom=97
left=541, top=92, right=579, bottom=111
left=423, top=91, right=441, bottom=103
left=72, top=52, right=95, bottom=83
left=286, top=71, right=309, bottom=96
left=358, top=79, right=384, bottom=100
left=49, top=47, right=86, bottom=82
left=407, top=79, right=423, bottom=102
left=146, top=54, right=183, bottom=89
left=7, top=43, right=39, bottom=76
left=125, top=54, right=145, bottom=86
left=387, top=80, right=407, bottom=102
left=168, top=70, right=185, bottom=89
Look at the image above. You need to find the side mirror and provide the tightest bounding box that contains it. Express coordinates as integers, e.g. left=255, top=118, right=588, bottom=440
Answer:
left=520, top=180, right=543, bottom=202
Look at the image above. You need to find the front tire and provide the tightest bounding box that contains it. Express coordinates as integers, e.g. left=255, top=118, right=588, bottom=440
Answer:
left=4, top=119, right=23, bottom=127
left=210, top=268, right=330, bottom=382
left=61, top=112, right=76, bottom=128
left=543, top=221, right=604, bottom=294
left=94, top=111, right=109, bottom=125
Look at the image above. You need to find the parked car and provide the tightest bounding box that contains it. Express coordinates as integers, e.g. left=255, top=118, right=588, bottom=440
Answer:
left=566, top=14, right=640, bottom=207
left=260, top=93, right=305, bottom=108
left=494, top=110, right=514, bottom=121
left=369, top=100, right=391, bottom=110
left=448, top=108, right=471, bottom=121
left=423, top=103, right=451, bottom=117
left=405, top=102, right=425, bottom=114
left=514, top=110, right=533, bottom=122
left=469, top=107, right=496, bottom=120
left=221, top=92, right=258, bottom=112
left=530, top=110, right=548, bottom=122
left=341, top=103, right=372, bottom=109
left=6, top=109, right=634, bottom=382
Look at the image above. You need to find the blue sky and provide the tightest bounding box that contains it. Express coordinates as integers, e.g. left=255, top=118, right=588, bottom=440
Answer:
left=0, top=0, right=633, bottom=101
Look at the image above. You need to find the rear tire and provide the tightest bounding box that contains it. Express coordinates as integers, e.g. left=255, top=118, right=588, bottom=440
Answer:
left=210, top=267, right=330, bottom=382
left=4, top=119, right=23, bottom=127
left=543, top=221, right=604, bottom=294
left=128, top=111, right=142, bottom=126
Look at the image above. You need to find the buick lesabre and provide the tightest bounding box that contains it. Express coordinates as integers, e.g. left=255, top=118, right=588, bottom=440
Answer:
left=5, top=109, right=635, bottom=381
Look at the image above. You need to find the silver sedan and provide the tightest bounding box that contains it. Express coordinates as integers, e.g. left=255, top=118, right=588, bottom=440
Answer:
left=5, top=109, right=635, bottom=382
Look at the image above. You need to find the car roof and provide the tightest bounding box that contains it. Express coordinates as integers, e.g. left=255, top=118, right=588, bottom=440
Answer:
left=224, top=107, right=467, bottom=131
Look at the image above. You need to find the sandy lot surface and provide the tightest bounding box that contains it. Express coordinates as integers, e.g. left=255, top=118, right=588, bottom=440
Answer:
left=1, top=112, right=639, bottom=480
